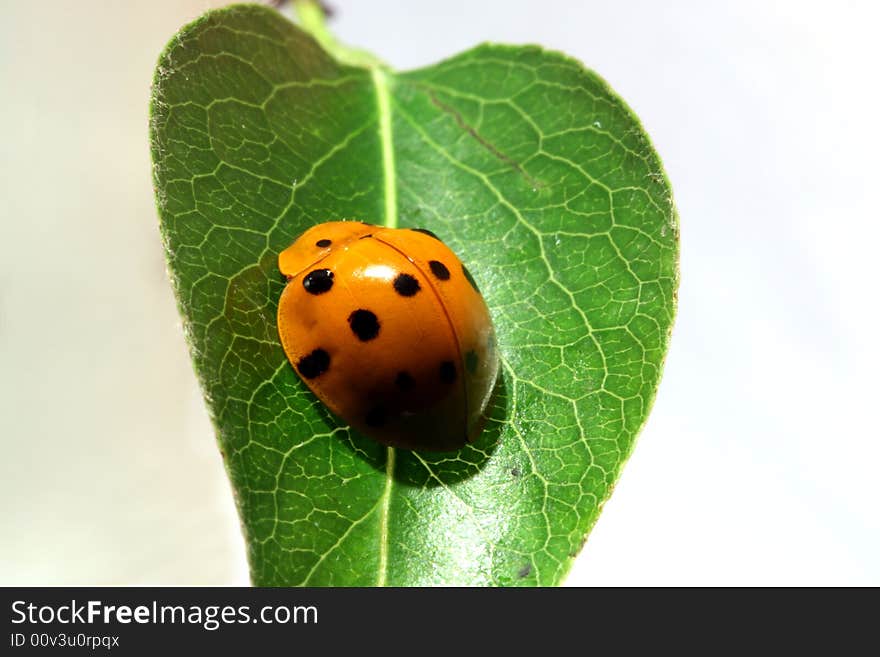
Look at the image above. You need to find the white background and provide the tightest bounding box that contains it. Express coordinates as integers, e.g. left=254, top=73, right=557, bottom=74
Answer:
left=1, top=1, right=878, bottom=585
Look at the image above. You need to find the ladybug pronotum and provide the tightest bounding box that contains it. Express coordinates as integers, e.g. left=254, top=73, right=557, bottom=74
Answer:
left=277, top=221, right=499, bottom=451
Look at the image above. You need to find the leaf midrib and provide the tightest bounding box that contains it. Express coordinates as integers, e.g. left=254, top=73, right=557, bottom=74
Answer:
left=371, top=66, right=396, bottom=587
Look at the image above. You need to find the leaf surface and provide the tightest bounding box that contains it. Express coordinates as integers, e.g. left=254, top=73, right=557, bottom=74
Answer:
left=150, top=4, right=678, bottom=586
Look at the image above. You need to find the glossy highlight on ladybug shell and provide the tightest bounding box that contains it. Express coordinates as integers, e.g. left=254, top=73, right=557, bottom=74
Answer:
left=277, top=221, right=499, bottom=451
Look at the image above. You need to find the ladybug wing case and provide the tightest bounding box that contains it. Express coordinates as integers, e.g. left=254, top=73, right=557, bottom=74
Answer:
left=373, top=228, right=499, bottom=446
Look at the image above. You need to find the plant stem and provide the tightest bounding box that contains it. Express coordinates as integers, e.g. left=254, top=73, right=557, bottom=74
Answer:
left=293, top=0, right=386, bottom=69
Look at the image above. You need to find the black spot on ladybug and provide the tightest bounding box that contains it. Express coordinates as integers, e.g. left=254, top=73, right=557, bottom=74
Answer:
left=439, top=360, right=457, bottom=384
left=393, top=273, right=421, bottom=297
left=315, top=239, right=331, bottom=247
left=395, top=371, right=415, bottom=391
left=411, top=227, right=441, bottom=241
left=428, top=260, right=450, bottom=281
left=348, top=309, right=380, bottom=341
left=303, top=268, right=334, bottom=295
left=518, top=563, right=532, bottom=578
left=359, top=234, right=373, bottom=240
left=296, top=348, right=330, bottom=379
left=365, top=405, right=386, bottom=427
left=462, top=264, right=481, bottom=293
left=465, top=349, right=478, bottom=374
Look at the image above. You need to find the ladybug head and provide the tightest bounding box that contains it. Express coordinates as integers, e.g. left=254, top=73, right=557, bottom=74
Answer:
left=278, top=220, right=375, bottom=279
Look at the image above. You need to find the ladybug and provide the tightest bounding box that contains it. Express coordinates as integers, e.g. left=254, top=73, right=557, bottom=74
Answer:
left=277, top=221, right=499, bottom=451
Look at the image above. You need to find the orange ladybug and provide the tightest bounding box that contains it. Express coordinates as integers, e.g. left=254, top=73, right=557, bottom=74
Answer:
left=277, top=221, right=499, bottom=451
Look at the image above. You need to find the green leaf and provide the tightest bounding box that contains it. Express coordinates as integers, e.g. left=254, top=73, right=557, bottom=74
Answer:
left=150, top=4, right=678, bottom=586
